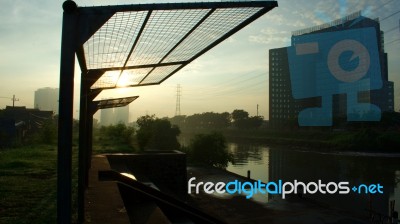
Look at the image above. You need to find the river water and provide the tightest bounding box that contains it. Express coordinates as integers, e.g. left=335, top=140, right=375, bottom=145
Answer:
left=225, top=141, right=400, bottom=218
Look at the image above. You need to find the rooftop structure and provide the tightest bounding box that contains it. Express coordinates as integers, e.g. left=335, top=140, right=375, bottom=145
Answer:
left=291, top=11, right=377, bottom=36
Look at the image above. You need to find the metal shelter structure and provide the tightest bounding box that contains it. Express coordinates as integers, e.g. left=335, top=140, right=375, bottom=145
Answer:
left=92, top=96, right=139, bottom=110
left=58, top=0, right=277, bottom=223
left=79, top=96, right=138, bottom=191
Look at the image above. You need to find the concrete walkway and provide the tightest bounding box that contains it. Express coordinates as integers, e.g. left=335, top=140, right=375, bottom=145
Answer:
left=85, top=155, right=130, bottom=224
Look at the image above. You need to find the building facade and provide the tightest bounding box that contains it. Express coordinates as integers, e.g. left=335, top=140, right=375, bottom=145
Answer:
left=100, top=106, right=129, bottom=126
left=269, top=12, right=394, bottom=128
left=114, top=106, right=129, bottom=125
left=100, top=108, right=114, bottom=126
left=269, top=47, right=300, bottom=128
left=34, top=87, right=59, bottom=114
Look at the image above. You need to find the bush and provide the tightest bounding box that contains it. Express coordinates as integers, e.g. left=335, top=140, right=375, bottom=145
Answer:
left=376, top=132, right=400, bottom=152
left=99, top=123, right=135, bottom=145
left=24, top=119, right=57, bottom=145
left=188, top=132, right=234, bottom=169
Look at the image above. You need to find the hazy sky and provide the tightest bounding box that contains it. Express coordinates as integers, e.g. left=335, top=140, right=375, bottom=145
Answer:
left=1, top=0, right=399, bottom=122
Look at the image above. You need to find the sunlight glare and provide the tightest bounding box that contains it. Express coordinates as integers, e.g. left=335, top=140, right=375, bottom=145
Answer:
left=116, top=71, right=131, bottom=88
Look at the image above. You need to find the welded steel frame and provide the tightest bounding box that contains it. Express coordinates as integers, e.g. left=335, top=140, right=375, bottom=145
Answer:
left=76, top=1, right=278, bottom=90
left=58, top=1, right=277, bottom=223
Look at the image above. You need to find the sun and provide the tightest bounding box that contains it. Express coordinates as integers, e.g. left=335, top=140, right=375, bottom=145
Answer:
left=116, top=71, right=131, bottom=88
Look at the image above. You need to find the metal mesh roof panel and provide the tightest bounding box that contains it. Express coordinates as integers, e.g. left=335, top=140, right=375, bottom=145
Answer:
left=77, top=1, right=278, bottom=90
left=93, top=96, right=139, bottom=109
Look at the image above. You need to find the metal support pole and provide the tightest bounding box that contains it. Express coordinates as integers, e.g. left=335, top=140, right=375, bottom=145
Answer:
left=87, top=89, right=101, bottom=172
left=58, top=1, right=78, bottom=224
left=78, top=77, right=100, bottom=223
left=87, top=111, right=94, bottom=171
left=78, top=74, right=89, bottom=224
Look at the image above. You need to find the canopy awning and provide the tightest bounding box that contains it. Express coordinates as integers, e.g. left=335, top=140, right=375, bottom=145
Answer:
left=75, top=1, right=278, bottom=90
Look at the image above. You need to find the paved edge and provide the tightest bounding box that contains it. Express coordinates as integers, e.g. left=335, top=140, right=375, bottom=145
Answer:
left=85, top=155, right=131, bottom=224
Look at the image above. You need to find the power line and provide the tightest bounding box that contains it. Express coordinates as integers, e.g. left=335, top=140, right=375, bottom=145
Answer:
left=179, top=71, right=267, bottom=96
left=183, top=77, right=267, bottom=98
left=179, top=71, right=266, bottom=93
left=373, top=0, right=396, bottom=12
left=0, top=95, right=19, bottom=107
left=381, top=10, right=400, bottom=21
left=384, top=26, right=398, bottom=34
left=184, top=80, right=267, bottom=100
left=385, top=38, right=400, bottom=46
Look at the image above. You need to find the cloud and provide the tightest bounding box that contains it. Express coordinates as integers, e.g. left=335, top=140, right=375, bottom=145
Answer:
left=248, top=28, right=290, bottom=45
left=264, top=14, right=285, bottom=25
left=291, top=20, right=306, bottom=28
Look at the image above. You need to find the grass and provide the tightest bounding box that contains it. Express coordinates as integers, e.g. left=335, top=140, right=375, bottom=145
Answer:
left=0, top=124, right=144, bottom=224
left=0, top=144, right=79, bottom=224
left=0, top=127, right=137, bottom=224
left=92, top=139, right=137, bottom=154
left=92, top=127, right=138, bottom=154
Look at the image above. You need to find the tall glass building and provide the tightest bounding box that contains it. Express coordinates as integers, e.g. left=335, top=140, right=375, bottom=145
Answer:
left=34, top=87, right=59, bottom=114
left=269, top=11, right=394, bottom=128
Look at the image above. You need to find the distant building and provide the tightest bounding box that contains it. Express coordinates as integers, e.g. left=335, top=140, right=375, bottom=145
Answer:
left=269, top=11, right=394, bottom=128
left=34, top=87, right=59, bottom=114
left=100, top=106, right=129, bottom=126
left=114, top=106, right=129, bottom=125
left=100, top=108, right=114, bottom=126
left=269, top=47, right=300, bottom=128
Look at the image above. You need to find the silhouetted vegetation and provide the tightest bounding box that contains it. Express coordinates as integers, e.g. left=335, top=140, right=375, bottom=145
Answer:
left=183, top=132, right=234, bottom=169
left=186, top=112, right=231, bottom=129
left=23, top=118, right=58, bottom=145
left=171, top=110, right=400, bottom=153
left=136, top=115, right=181, bottom=151
left=169, top=109, right=264, bottom=131
left=95, top=123, right=136, bottom=153
left=99, top=123, right=135, bottom=145
left=232, top=109, right=264, bottom=129
left=331, top=129, right=400, bottom=152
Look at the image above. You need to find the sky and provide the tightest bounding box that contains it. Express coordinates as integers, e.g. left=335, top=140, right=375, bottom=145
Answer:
left=0, top=0, right=399, bottom=122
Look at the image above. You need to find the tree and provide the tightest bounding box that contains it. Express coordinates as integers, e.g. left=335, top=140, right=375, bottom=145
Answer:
left=99, top=123, right=135, bottom=145
left=188, top=132, right=233, bottom=169
left=151, top=119, right=181, bottom=150
left=183, top=112, right=231, bottom=130
left=38, top=119, right=57, bottom=144
left=136, top=115, right=181, bottom=151
left=231, top=109, right=249, bottom=122
left=245, top=116, right=264, bottom=129
left=136, top=115, right=156, bottom=150
left=169, top=115, right=186, bottom=127
left=231, top=109, right=263, bottom=129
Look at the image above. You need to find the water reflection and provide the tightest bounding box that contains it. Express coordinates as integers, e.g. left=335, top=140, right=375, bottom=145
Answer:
left=227, top=141, right=400, bottom=219
left=226, top=143, right=269, bottom=183
left=228, top=143, right=266, bottom=166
